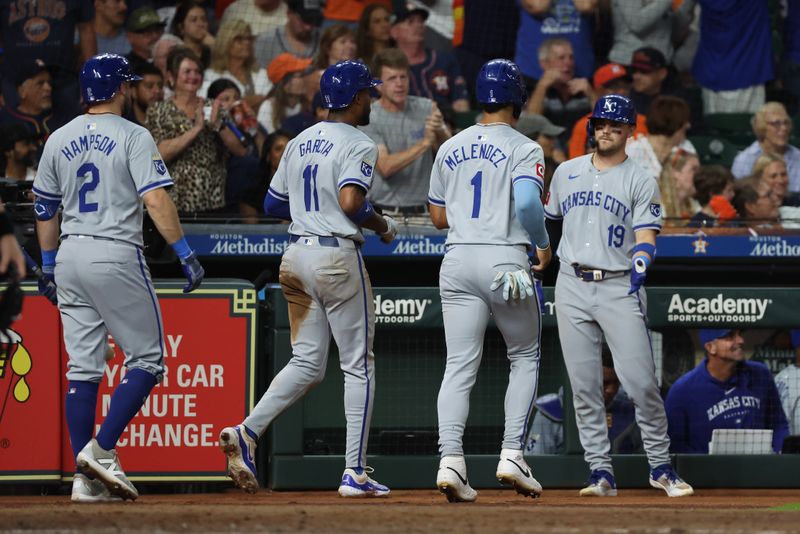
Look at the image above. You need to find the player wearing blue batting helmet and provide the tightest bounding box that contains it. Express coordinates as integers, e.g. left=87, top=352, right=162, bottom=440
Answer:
left=320, top=60, right=382, bottom=110
left=587, top=94, right=637, bottom=147
left=476, top=59, right=527, bottom=118
left=80, top=53, right=142, bottom=105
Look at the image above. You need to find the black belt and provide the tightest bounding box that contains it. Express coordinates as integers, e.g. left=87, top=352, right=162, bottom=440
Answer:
left=289, top=234, right=340, bottom=247
left=572, top=264, right=629, bottom=282
left=375, top=203, right=428, bottom=214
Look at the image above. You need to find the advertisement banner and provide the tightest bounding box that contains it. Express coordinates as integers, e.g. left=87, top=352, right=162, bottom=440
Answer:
left=186, top=227, right=800, bottom=259
left=0, top=292, right=64, bottom=481
left=59, top=283, right=258, bottom=481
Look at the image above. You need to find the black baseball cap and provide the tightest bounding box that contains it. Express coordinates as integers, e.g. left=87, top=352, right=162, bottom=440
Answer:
left=287, top=0, right=323, bottom=26
left=15, top=58, right=53, bottom=87
left=630, top=47, right=667, bottom=73
left=392, top=2, right=429, bottom=24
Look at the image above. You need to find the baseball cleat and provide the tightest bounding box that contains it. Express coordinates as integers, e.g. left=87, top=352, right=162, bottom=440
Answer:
left=76, top=439, right=138, bottom=501
left=649, top=464, right=694, bottom=497
left=579, top=469, right=618, bottom=497
left=338, top=467, right=390, bottom=498
left=495, top=448, right=542, bottom=498
left=436, top=456, right=477, bottom=503
left=219, top=425, right=259, bottom=494
left=71, top=473, right=123, bottom=503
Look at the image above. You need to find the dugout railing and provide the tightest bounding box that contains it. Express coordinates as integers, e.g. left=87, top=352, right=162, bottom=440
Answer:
left=262, top=286, right=800, bottom=490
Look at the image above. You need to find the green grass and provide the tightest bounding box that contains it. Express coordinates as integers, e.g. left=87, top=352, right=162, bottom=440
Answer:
left=769, top=503, right=800, bottom=511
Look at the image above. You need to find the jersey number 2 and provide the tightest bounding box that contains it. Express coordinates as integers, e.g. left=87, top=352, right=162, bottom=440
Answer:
left=470, top=171, right=482, bottom=218
left=303, top=164, right=320, bottom=212
left=77, top=162, right=100, bottom=213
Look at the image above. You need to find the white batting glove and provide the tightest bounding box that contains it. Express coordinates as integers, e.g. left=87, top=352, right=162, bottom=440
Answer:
left=490, top=269, right=534, bottom=301
left=379, top=215, right=398, bottom=243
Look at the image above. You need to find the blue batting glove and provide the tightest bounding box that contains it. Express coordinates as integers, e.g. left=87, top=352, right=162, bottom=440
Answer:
left=39, top=264, right=58, bottom=304
left=180, top=251, right=204, bottom=293
left=628, top=256, right=649, bottom=295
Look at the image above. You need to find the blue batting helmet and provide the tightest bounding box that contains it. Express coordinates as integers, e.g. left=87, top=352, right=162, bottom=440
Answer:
left=475, top=59, right=527, bottom=108
left=80, top=54, right=142, bottom=105
left=319, top=60, right=382, bottom=110
left=587, top=94, right=637, bottom=146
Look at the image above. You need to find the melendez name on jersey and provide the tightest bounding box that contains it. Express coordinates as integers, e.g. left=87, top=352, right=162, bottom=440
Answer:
left=544, top=154, right=662, bottom=271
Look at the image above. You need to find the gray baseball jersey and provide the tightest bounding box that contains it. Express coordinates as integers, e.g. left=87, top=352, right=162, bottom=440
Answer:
left=429, top=123, right=545, bottom=246
left=544, top=154, right=662, bottom=271
left=359, top=96, right=434, bottom=207
left=430, top=123, right=546, bottom=457
left=245, top=120, right=380, bottom=470
left=547, top=153, right=671, bottom=475
left=33, top=113, right=170, bottom=382
left=34, top=114, right=175, bottom=247
left=268, top=122, right=377, bottom=243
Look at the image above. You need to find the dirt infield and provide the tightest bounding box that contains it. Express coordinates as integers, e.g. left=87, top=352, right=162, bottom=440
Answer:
left=2, top=489, right=800, bottom=532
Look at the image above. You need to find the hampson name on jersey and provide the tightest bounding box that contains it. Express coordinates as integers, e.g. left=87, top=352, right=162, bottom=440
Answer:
left=210, top=237, right=287, bottom=255
left=667, top=293, right=771, bottom=322
left=443, top=143, right=508, bottom=170
left=560, top=190, right=631, bottom=222
left=60, top=134, right=117, bottom=161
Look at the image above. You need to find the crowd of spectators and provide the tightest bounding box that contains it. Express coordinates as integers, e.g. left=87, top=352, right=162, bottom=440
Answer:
left=3, top=0, right=800, bottom=227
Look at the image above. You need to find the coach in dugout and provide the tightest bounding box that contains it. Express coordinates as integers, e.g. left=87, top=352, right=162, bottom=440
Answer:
left=665, top=329, right=789, bottom=454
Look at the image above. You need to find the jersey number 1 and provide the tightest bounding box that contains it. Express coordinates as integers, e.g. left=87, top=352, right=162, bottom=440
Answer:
left=470, top=171, right=482, bottom=218
left=303, top=164, right=319, bottom=212
left=77, top=162, right=100, bottom=213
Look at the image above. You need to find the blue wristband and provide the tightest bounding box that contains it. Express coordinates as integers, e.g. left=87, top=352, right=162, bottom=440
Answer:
left=41, top=248, right=57, bottom=267
left=171, top=237, right=192, bottom=260
left=632, top=242, right=656, bottom=260
left=348, top=199, right=374, bottom=225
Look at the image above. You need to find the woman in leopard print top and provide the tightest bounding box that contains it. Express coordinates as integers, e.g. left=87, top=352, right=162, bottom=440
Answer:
left=146, top=48, right=246, bottom=214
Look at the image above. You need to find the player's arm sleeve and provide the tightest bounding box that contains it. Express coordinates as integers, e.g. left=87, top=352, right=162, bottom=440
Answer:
left=338, top=140, right=378, bottom=193
left=631, top=175, right=663, bottom=233
left=511, top=142, right=550, bottom=247
left=127, top=129, right=175, bottom=196
left=427, top=155, right=445, bottom=208
left=264, top=144, right=291, bottom=219
left=664, top=387, right=691, bottom=453
left=774, top=373, right=792, bottom=426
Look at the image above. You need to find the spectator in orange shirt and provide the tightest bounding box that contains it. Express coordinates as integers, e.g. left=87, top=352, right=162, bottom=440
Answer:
left=567, top=63, right=648, bottom=159
left=323, top=0, right=392, bottom=30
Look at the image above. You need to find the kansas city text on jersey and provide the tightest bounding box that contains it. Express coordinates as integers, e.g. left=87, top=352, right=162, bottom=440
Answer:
left=561, top=190, right=632, bottom=222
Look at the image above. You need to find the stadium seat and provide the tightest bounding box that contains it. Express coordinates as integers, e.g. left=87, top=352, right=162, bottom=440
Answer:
left=689, top=135, right=744, bottom=168
left=704, top=112, right=755, bottom=145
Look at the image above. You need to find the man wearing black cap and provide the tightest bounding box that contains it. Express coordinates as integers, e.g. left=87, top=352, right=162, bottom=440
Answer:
left=125, top=6, right=166, bottom=74
left=254, top=0, right=322, bottom=68
left=0, top=0, right=95, bottom=120
left=665, top=329, right=789, bottom=454
left=0, top=59, right=69, bottom=161
left=392, top=3, right=469, bottom=115
left=0, top=124, right=39, bottom=181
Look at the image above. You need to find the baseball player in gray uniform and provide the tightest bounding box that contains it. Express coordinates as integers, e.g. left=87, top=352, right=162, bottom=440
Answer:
left=33, top=54, right=204, bottom=503
left=219, top=60, right=398, bottom=497
left=428, top=59, right=551, bottom=503
left=544, top=94, right=693, bottom=497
